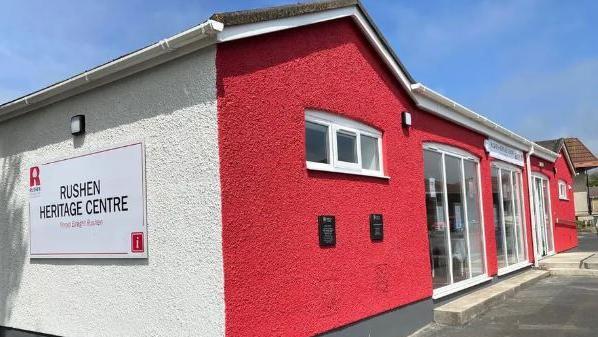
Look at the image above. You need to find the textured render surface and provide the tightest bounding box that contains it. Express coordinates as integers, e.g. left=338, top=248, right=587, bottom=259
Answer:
left=217, top=18, right=500, bottom=337
left=0, top=47, right=224, bottom=337
left=530, top=150, right=578, bottom=253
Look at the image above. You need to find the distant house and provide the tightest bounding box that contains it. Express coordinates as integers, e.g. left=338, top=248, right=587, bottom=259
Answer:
left=536, top=138, right=598, bottom=221
left=590, top=186, right=598, bottom=215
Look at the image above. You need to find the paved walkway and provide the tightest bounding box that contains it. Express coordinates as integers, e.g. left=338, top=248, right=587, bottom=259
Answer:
left=570, top=231, right=598, bottom=252
left=413, top=276, right=598, bottom=337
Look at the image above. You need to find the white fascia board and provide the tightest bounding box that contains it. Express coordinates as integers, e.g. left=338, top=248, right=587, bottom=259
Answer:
left=531, top=143, right=559, bottom=162
left=0, top=20, right=223, bottom=121
left=412, top=85, right=529, bottom=151
left=216, top=6, right=415, bottom=98
left=411, top=83, right=559, bottom=162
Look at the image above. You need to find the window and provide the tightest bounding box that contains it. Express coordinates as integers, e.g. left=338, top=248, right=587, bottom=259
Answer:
left=305, top=110, right=384, bottom=177
left=423, top=143, right=487, bottom=298
left=558, top=180, right=568, bottom=200
left=305, top=122, right=329, bottom=164
left=491, top=163, right=528, bottom=273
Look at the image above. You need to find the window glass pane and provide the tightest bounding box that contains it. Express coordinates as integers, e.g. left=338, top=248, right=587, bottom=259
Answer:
left=534, top=177, right=548, bottom=256
left=464, top=160, right=484, bottom=277
left=445, top=155, right=469, bottom=283
left=543, top=180, right=554, bottom=252
left=337, top=130, right=357, bottom=163
left=424, top=150, right=450, bottom=289
left=514, top=172, right=526, bottom=262
left=305, top=122, right=329, bottom=164
left=502, top=170, right=518, bottom=266
left=492, top=168, right=506, bottom=269
left=360, top=135, right=379, bottom=171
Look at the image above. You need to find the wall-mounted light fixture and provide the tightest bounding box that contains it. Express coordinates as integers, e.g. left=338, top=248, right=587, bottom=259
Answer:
left=539, top=161, right=545, bottom=168
left=71, top=115, right=85, bottom=135
left=402, top=111, right=412, bottom=128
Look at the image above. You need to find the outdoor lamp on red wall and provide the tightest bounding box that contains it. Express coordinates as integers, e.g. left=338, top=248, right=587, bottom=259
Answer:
left=402, top=111, right=412, bottom=128
left=71, top=115, right=85, bottom=135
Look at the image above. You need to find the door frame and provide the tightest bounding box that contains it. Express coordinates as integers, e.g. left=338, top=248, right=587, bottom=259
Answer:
left=423, top=143, right=490, bottom=299
left=491, top=162, right=530, bottom=274
left=531, top=172, right=555, bottom=259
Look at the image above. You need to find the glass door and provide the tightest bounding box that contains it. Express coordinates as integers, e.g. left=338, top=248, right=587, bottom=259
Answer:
left=532, top=175, right=554, bottom=257
left=424, top=145, right=486, bottom=297
left=491, top=164, right=527, bottom=272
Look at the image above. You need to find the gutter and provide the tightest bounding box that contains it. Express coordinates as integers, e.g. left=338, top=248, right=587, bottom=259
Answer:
left=410, top=83, right=559, bottom=162
left=0, top=19, right=224, bottom=121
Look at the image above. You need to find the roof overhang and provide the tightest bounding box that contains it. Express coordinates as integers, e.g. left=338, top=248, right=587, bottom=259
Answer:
left=214, top=2, right=417, bottom=97
left=0, top=1, right=419, bottom=122
left=0, top=1, right=562, bottom=166
left=0, top=20, right=224, bottom=122
left=560, top=144, right=577, bottom=175
left=410, top=83, right=559, bottom=161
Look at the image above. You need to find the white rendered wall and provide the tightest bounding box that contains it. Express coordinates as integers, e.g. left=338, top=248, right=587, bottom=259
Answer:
left=0, top=46, right=224, bottom=337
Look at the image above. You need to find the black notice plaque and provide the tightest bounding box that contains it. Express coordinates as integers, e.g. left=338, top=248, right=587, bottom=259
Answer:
left=370, top=214, right=383, bottom=241
left=318, top=215, right=336, bottom=247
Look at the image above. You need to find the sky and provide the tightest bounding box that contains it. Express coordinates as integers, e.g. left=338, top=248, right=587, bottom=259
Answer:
left=2, top=0, right=598, bottom=152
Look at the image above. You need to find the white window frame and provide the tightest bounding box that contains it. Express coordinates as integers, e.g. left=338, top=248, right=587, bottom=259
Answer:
left=558, top=180, right=568, bottom=200
left=423, top=143, right=490, bottom=299
left=491, top=161, right=531, bottom=276
left=305, top=110, right=386, bottom=178
left=532, top=173, right=556, bottom=258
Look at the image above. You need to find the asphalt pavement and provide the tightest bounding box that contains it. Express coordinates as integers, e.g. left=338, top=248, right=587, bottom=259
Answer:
left=570, top=231, right=598, bottom=252
left=413, top=230, right=598, bottom=337
left=413, top=276, right=598, bottom=337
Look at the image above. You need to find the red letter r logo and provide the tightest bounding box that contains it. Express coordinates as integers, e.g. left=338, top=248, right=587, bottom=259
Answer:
left=30, top=166, right=40, bottom=187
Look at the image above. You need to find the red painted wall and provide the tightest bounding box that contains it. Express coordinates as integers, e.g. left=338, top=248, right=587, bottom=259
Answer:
left=530, top=151, right=577, bottom=253
left=217, top=18, right=503, bottom=336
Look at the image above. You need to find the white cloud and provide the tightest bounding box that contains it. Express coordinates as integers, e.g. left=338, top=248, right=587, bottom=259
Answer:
left=474, top=58, right=598, bottom=153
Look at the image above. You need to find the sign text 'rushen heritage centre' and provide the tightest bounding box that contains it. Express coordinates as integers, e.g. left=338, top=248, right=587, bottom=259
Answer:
left=28, top=142, right=147, bottom=258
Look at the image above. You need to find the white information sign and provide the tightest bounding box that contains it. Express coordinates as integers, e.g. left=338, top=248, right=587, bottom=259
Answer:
left=484, top=139, right=524, bottom=167
left=28, top=142, right=147, bottom=258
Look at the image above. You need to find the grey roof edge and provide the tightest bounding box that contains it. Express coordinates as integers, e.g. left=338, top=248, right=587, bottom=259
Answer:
left=535, top=138, right=565, bottom=153
left=0, top=0, right=415, bottom=119
left=210, top=0, right=358, bottom=26
left=211, top=0, right=416, bottom=84
left=0, top=19, right=224, bottom=121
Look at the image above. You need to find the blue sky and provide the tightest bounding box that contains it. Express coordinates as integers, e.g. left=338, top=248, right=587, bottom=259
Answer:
left=2, top=0, right=598, bottom=152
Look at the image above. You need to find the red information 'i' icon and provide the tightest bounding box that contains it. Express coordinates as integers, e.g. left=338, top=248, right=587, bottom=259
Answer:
left=131, top=232, right=144, bottom=253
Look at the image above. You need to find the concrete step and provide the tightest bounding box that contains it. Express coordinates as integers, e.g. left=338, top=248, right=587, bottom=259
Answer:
left=549, top=268, right=598, bottom=277
left=434, top=270, right=549, bottom=326
left=539, top=261, right=584, bottom=269
left=582, top=256, right=598, bottom=270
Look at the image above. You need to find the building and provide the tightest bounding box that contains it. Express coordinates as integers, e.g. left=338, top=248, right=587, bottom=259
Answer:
left=537, top=137, right=598, bottom=222
left=0, top=1, right=578, bottom=337
left=589, top=187, right=598, bottom=215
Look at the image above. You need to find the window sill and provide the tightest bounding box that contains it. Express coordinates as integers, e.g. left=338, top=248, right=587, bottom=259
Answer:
left=559, top=197, right=569, bottom=201
left=497, top=261, right=532, bottom=276
left=306, top=163, right=390, bottom=180
left=432, top=274, right=492, bottom=299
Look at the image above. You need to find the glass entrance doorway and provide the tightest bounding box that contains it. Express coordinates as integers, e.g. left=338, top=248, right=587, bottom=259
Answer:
left=531, top=174, right=554, bottom=258
left=423, top=144, right=487, bottom=298
left=491, top=164, right=528, bottom=273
